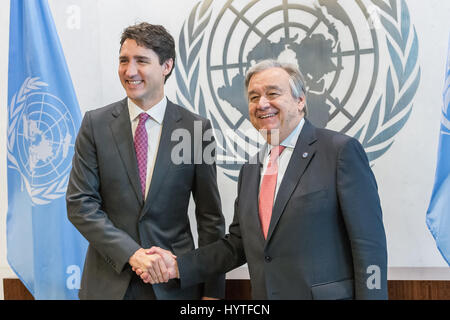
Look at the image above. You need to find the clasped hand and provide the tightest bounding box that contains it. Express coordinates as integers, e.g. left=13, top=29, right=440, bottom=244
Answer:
left=129, top=247, right=178, bottom=284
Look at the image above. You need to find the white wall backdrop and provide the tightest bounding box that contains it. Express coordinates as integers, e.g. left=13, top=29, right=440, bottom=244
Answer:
left=1, top=0, right=450, bottom=299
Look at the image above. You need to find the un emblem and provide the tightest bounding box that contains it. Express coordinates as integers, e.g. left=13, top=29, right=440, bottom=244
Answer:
left=7, top=77, right=78, bottom=205
left=176, top=0, right=420, bottom=180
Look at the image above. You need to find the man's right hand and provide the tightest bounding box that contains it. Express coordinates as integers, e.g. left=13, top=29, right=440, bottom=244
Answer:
left=134, top=247, right=178, bottom=284
left=129, top=248, right=172, bottom=283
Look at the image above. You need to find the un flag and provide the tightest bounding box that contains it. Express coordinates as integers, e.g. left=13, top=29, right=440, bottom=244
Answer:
left=7, top=0, right=88, bottom=299
left=426, top=33, right=450, bottom=266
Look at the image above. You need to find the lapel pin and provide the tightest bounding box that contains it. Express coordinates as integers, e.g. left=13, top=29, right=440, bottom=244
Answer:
left=302, top=152, right=309, bottom=159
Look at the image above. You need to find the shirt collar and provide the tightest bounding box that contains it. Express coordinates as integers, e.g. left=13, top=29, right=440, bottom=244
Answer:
left=266, top=118, right=305, bottom=155
left=281, top=117, right=305, bottom=149
left=128, top=96, right=167, bottom=124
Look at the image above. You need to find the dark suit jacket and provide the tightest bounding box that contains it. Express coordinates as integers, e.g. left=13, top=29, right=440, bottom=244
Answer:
left=178, top=119, right=388, bottom=300
left=66, top=98, right=225, bottom=299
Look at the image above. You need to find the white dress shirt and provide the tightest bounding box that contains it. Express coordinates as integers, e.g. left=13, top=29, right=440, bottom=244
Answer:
left=128, top=97, right=167, bottom=199
left=260, top=118, right=305, bottom=200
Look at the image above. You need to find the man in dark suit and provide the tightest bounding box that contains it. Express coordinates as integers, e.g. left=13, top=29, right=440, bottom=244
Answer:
left=66, top=23, right=225, bottom=300
left=139, top=59, right=388, bottom=299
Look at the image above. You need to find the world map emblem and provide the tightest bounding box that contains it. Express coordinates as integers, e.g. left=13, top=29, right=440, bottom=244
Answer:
left=176, top=0, right=420, bottom=181
left=7, top=77, right=78, bottom=205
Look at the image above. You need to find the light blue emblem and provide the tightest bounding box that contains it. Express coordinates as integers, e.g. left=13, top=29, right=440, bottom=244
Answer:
left=8, top=77, right=77, bottom=205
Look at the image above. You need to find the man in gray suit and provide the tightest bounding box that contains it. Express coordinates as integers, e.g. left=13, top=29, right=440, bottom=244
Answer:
left=139, top=59, right=388, bottom=300
left=66, top=23, right=225, bottom=300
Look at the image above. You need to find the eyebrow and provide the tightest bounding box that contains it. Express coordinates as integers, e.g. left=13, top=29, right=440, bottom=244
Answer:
left=119, top=55, right=151, bottom=60
left=248, top=85, right=282, bottom=96
left=265, top=85, right=282, bottom=91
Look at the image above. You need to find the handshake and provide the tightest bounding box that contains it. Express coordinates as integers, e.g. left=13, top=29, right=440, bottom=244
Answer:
left=129, top=247, right=179, bottom=284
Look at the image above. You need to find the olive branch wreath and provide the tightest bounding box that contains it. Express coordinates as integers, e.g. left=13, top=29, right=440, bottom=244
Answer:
left=175, top=0, right=213, bottom=120
left=355, top=0, right=421, bottom=161
left=176, top=0, right=421, bottom=174
left=7, top=77, right=70, bottom=205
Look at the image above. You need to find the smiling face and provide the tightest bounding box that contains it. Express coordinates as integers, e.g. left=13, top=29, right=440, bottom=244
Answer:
left=118, top=39, right=173, bottom=110
left=247, top=67, right=306, bottom=145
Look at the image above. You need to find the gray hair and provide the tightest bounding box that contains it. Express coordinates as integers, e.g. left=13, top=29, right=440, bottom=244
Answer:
left=245, top=59, right=308, bottom=115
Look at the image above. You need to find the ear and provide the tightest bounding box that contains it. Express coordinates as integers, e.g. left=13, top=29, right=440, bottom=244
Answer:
left=297, top=95, right=306, bottom=114
left=162, top=58, right=174, bottom=76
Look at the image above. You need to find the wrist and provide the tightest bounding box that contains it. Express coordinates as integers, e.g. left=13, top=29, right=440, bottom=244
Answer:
left=128, top=248, right=144, bottom=267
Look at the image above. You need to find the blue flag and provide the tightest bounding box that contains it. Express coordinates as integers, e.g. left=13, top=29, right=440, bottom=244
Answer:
left=7, top=0, right=88, bottom=299
left=426, top=34, right=450, bottom=266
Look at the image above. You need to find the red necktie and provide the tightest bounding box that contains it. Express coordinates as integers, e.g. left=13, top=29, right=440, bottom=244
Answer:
left=134, top=113, right=150, bottom=199
left=258, top=145, right=285, bottom=239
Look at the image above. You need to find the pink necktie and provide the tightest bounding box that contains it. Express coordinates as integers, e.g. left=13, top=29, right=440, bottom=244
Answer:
left=259, top=145, right=285, bottom=239
left=134, top=113, right=150, bottom=199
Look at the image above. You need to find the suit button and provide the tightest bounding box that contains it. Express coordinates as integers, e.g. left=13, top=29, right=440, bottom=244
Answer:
left=265, top=256, right=272, bottom=262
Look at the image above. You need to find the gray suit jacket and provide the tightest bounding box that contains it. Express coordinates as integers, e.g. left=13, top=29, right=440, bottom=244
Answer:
left=66, top=98, right=225, bottom=299
left=178, top=119, right=388, bottom=299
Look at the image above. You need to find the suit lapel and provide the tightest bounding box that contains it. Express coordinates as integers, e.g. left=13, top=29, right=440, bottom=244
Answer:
left=245, top=152, right=266, bottom=244
left=141, top=100, right=181, bottom=218
left=109, top=98, right=143, bottom=204
left=265, top=119, right=317, bottom=244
